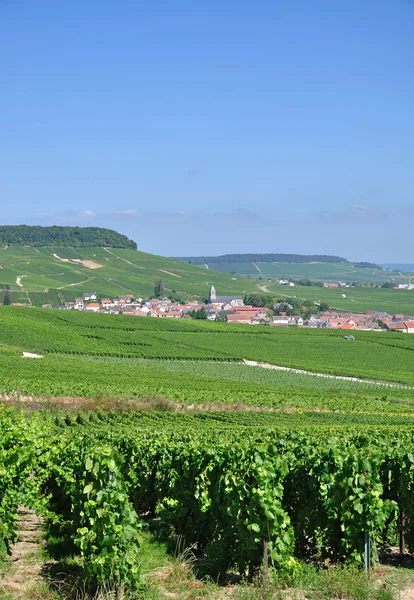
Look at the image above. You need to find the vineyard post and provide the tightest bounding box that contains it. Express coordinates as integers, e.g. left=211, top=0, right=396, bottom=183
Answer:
left=364, top=532, right=371, bottom=574
left=400, top=509, right=406, bottom=554
left=263, top=538, right=269, bottom=581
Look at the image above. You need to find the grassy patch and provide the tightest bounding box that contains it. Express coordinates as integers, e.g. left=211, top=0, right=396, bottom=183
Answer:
left=235, top=564, right=401, bottom=600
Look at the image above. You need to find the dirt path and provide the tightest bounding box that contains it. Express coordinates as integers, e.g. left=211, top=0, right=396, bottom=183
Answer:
left=242, top=359, right=413, bottom=389
left=58, top=278, right=91, bottom=290
left=258, top=284, right=270, bottom=293
left=253, top=262, right=263, bottom=276
left=16, top=276, right=26, bottom=288
left=103, top=247, right=144, bottom=268
left=0, top=506, right=52, bottom=598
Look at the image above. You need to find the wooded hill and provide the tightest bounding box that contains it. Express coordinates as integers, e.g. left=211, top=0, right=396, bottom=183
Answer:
left=174, top=253, right=349, bottom=264
left=0, top=226, right=137, bottom=249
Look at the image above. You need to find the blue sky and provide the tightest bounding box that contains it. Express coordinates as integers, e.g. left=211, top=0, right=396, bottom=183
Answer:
left=1, top=0, right=413, bottom=261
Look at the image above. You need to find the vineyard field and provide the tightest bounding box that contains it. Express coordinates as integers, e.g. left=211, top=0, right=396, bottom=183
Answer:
left=266, top=280, right=414, bottom=315
left=1, top=305, right=414, bottom=596
left=192, top=259, right=405, bottom=284
left=0, top=244, right=413, bottom=314
left=1, top=406, right=414, bottom=594
left=0, top=307, right=413, bottom=414
left=1, top=307, right=414, bottom=383
left=0, top=245, right=266, bottom=305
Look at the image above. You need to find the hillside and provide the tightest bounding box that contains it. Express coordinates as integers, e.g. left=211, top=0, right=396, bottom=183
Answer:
left=174, top=252, right=348, bottom=265
left=264, top=281, right=414, bottom=316
left=0, top=244, right=413, bottom=313
left=0, top=245, right=267, bottom=306
left=0, top=225, right=137, bottom=249
left=173, top=253, right=409, bottom=284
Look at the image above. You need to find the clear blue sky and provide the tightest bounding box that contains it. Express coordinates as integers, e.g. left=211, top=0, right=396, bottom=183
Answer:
left=1, top=0, right=413, bottom=261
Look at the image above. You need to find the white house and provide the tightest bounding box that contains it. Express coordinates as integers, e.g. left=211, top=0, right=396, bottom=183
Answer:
left=83, top=292, right=97, bottom=301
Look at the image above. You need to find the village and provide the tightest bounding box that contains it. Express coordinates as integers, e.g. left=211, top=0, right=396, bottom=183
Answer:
left=39, top=283, right=414, bottom=334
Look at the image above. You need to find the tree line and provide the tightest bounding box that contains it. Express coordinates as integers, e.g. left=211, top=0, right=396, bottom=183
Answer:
left=0, top=226, right=137, bottom=249
left=173, top=253, right=349, bottom=264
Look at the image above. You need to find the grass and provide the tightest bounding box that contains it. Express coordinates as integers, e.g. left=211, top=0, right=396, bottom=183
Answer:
left=1, top=510, right=414, bottom=600
left=235, top=564, right=407, bottom=600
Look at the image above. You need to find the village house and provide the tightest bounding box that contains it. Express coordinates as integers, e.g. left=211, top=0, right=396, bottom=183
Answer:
left=270, top=315, right=290, bottom=326
left=227, top=314, right=253, bottom=324
left=75, top=298, right=84, bottom=310
left=385, top=322, right=406, bottom=331
left=83, top=292, right=97, bottom=301
left=85, top=302, right=100, bottom=313
left=208, top=285, right=244, bottom=307
left=166, top=310, right=183, bottom=318
left=118, top=295, right=134, bottom=304
left=120, top=305, right=136, bottom=315
left=404, top=321, right=414, bottom=333
left=64, top=302, right=77, bottom=310
left=278, top=279, right=295, bottom=286
left=183, top=302, right=204, bottom=314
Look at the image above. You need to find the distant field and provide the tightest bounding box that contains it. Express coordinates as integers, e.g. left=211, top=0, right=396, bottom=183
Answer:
left=0, top=246, right=264, bottom=304
left=382, top=263, right=414, bottom=272
left=266, top=281, right=414, bottom=315
left=203, top=260, right=413, bottom=284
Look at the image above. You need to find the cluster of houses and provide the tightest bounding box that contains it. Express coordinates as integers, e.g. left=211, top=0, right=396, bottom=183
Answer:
left=303, top=311, right=414, bottom=333
left=45, top=287, right=414, bottom=333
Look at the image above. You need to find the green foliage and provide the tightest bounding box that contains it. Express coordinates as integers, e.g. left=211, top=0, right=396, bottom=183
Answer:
left=243, top=293, right=272, bottom=307
left=190, top=307, right=207, bottom=319
left=2, top=406, right=414, bottom=582
left=319, top=301, right=330, bottom=312
left=154, top=279, right=165, bottom=298
left=0, top=225, right=137, bottom=249
left=174, top=253, right=349, bottom=265
left=74, top=446, right=140, bottom=588
left=3, top=291, right=11, bottom=306
left=38, top=437, right=141, bottom=590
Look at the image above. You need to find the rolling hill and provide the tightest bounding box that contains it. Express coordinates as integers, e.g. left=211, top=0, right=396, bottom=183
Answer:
left=0, top=244, right=266, bottom=306
left=0, top=226, right=412, bottom=314
left=263, top=281, right=414, bottom=316
left=174, top=253, right=413, bottom=284
left=0, top=245, right=413, bottom=314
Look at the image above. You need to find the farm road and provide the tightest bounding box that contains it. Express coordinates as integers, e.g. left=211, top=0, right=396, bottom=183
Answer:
left=243, top=359, right=413, bottom=389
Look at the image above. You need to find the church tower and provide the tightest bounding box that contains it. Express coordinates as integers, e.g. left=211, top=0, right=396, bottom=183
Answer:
left=209, top=285, right=216, bottom=303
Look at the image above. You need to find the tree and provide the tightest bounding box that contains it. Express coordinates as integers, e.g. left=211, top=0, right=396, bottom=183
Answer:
left=154, top=280, right=164, bottom=298
left=3, top=291, right=11, bottom=305
left=319, top=302, right=330, bottom=312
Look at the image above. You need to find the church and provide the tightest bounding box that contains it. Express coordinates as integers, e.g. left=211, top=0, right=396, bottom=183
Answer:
left=208, top=285, right=244, bottom=307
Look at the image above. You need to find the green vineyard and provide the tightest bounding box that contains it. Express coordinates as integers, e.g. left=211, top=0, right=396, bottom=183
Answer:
left=1, top=306, right=414, bottom=596
left=1, top=407, right=414, bottom=592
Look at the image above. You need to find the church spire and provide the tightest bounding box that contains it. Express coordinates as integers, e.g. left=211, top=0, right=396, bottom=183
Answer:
left=209, top=285, right=216, bottom=303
